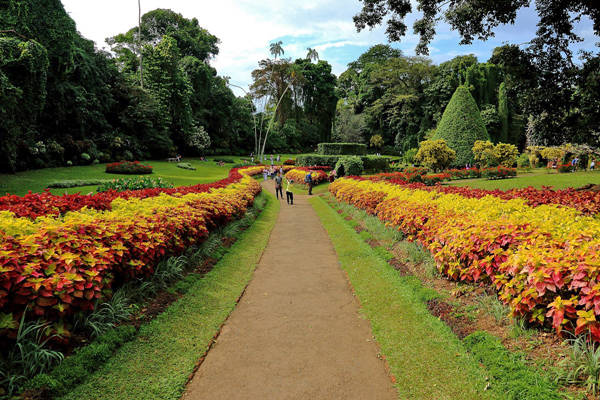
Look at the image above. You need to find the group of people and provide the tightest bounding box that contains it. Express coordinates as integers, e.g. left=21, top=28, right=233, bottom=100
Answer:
left=251, top=153, right=280, bottom=165
left=273, top=172, right=295, bottom=205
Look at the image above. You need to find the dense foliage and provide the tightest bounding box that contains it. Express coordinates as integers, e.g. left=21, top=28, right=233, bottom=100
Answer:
left=250, top=57, right=338, bottom=153
left=337, top=44, right=600, bottom=156
left=317, top=143, right=367, bottom=155
left=434, top=86, right=489, bottom=165
left=0, top=3, right=253, bottom=173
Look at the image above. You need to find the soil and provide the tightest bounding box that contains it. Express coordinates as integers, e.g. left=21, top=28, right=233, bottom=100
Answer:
left=576, top=184, right=600, bottom=192
left=182, top=182, right=397, bottom=400
left=427, top=299, right=475, bottom=339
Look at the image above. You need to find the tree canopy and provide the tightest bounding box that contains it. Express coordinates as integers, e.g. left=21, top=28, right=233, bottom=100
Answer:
left=353, top=0, right=599, bottom=56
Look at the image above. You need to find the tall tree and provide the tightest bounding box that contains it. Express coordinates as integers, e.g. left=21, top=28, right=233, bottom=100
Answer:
left=269, top=41, right=284, bottom=59
left=306, top=47, right=319, bottom=62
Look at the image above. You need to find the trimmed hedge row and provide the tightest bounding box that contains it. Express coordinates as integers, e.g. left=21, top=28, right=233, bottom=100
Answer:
left=297, top=154, right=389, bottom=172
left=317, top=143, right=367, bottom=155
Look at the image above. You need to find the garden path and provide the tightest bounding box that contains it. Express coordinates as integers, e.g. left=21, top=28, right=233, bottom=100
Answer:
left=182, top=181, right=396, bottom=399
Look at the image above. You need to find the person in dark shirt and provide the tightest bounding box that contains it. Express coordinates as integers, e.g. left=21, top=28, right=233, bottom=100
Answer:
left=274, top=172, right=283, bottom=200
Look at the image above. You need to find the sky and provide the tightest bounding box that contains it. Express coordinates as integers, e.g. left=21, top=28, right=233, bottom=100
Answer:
left=62, top=1, right=598, bottom=96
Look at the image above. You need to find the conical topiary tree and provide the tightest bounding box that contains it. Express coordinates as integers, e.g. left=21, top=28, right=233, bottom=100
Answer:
left=434, top=85, right=490, bottom=166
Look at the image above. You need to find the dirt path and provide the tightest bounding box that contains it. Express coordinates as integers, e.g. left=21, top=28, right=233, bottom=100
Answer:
left=182, top=181, right=397, bottom=400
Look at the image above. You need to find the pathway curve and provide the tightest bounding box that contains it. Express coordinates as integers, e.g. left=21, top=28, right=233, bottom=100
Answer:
left=182, top=181, right=396, bottom=400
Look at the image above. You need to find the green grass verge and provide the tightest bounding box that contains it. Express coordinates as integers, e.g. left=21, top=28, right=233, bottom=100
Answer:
left=310, top=196, right=498, bottom=400
left=59, top=192, right=280, bottom=400
left=447, top=169, right=600, bottom=190
left=464, top=331, right=561, bottom=400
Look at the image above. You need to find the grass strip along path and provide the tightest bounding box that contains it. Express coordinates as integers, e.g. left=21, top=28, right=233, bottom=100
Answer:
left=310, top=196, right=498, bottom=400
left=60, top=192, right=280, bottom=400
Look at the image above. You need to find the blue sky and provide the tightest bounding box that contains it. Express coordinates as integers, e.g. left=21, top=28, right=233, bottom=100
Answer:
left=63, top=1, right=598, bottom=95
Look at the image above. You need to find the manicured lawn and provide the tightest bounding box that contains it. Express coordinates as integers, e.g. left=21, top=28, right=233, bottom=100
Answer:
left=0, top=155, right=301, bottom=196
left=448, top=169, right=600, bottom=190
left=310, top=196, right=498, bottom=400
left=60, top=192, right=280, bottom=400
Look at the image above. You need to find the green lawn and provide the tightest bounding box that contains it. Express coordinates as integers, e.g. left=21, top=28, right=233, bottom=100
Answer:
left=60, top=192, right=280, bottom=400
left=310, top=196, right=498, bottom=400
left=0, top=155, right=301, bottom=196
left=447, top=168, right=600, bottom=190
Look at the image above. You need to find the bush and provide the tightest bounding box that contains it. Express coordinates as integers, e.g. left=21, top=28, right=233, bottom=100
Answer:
left=177, top=163, right=196, bottom=171
left=212, top=158, right=235, bottom=164
left=105, top=161, right=152, bottom=174
left=434, top=86, right=490, bottom=166
left=494, top=143, right=519, bottom=167
left=335, top=156, right=364, bottom=177
left=283, top=159, right=296, bottom=165
left=369, top=135, right=384, bottom=150
left=47, top=179, right=110, bottom=189
left=473, top=141, right=518, bottom=167
left=558, top=164, right=573, bottom=173
left=415, top=139, right=456, bottom=172
left=517, top=153, right=530, bottom=168
left=80, top=153, right=91, bottom=163
left=402, top=148, right=418, bottom=165
left=422, top=173, right=450, bottom=186
left=472, top=140, right=496, bottom=166
left=481, top=166, right=517, bottom=179
left=362, top=156, right=389, bottom=172
left=66, top=161, right=73, bottom=167
left=93, top=159, right=100, bottom=165
left=97, top=177, right=173, bottom=192
left=317, top=143, right=367, bottom=155
left=297, top=154, right=341, bottom=167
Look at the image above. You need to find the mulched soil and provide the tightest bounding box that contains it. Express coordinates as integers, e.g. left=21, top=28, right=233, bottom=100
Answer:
left=427, top=299, right=475, bottom=339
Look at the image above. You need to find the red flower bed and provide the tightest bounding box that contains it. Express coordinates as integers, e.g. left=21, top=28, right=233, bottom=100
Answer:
left=106, top=160, right=153, bottom=174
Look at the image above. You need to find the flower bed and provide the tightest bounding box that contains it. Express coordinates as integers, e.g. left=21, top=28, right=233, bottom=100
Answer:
left=445, top=168, right=481, bottom=179
left=284, top=167, right=328, bottom=185
left=481, top=166, right=517, bottom=179
left=106, top=161, right=153, bottom=174
left=330, top=177, right=600, bottom=339
left=0, top=166, right=265, bottom=328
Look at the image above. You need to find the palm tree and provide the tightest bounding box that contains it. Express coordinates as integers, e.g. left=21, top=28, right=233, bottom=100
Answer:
left=269, top=41, right=284, bottom=59
left=306, top=47, right=319, bottom=62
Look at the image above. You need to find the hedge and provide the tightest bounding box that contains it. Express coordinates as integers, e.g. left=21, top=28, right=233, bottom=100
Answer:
left=433, top=86, right=490, bottom=166
left=297, top=155, right=389, bottom=172
left=317, top=143, right=367, bottom=155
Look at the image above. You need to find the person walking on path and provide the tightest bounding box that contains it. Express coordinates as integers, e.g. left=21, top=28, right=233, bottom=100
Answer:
left=274, top=172, right=283, bottom=200
left=285, top=178, right=294, bottom=205
left=305, top=171, right=313, bottom=195
left=262, top=169, right=268, bottom=181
